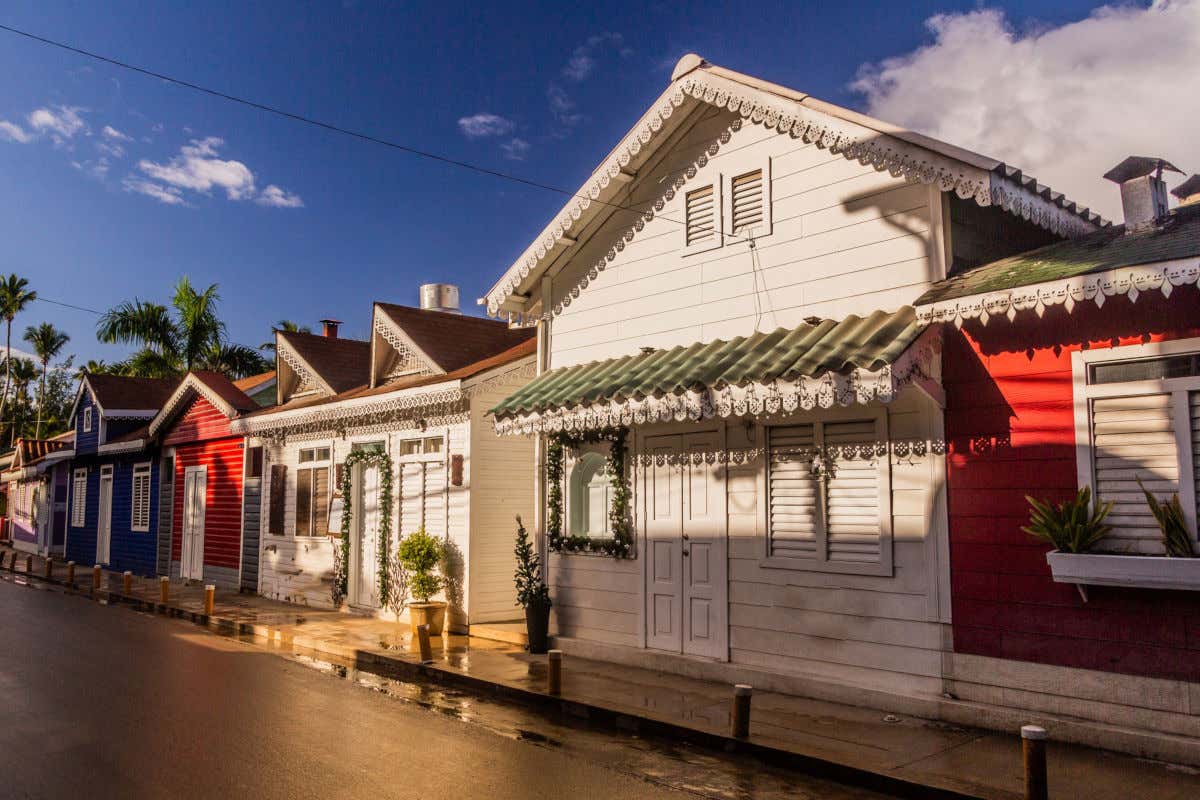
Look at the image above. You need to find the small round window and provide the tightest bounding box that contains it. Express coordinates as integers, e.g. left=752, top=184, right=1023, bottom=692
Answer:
left=569, top=452, right=611, bottom=536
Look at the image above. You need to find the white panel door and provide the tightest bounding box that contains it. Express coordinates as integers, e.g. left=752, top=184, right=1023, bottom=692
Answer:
left=352, top=462, right=381, bottom=608
left=96, top=467, right=113, bottom=564
left=180, top=467, right=206, bottom=580
left=645, top=435, right=682, bottom=652
left=681, top=431, right=726, bottom=659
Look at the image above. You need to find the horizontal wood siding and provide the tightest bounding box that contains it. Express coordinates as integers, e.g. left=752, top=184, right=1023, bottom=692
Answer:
left=157, top=460, right=173, bottom=576
left=73, top=389, right=100, bottom=455
left=65, top=465, right=100, bottom=565
left=549, top=552, right=642, bottom=647
left=163, top=396, right=235, bottom=445
left=104, top=456, right=159, bottom=576
left=944, top=293, right=1200, bottom=683
left=171, top=438, right=245, bottom=576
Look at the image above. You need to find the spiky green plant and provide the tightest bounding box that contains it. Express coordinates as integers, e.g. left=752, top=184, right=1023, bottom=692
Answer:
left=1136, top=478, right=1195, bottom=558
left=1022, top=487, right=1113, bottom=554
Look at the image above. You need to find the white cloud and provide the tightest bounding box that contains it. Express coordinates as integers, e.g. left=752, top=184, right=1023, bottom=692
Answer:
left=0, top=121, right=32, bottom=143
left=851, top=1, right=1200, bottom=221
left=500, top=138, right=531, bottom=161
left=256, top=184, right=304, bottom=208
left=562, top=32, right=630, bottom=81
left=102, top=125, right=132, bottom=142
left=28, top=105, right=87, bottom=144
left=547, top=85, right=582, bottom=127
left=122, top=176, right=186, bottom=205
left=96, top=140, right=125, bottom=159
left=138, top=136, right=256, bottom=200
left=458, top=113, right=515, bottom=138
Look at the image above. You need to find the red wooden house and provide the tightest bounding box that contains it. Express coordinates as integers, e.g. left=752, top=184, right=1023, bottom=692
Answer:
left=147, top=372, right=263, bottom=589
left=916, top=159, right=1200, bottom=761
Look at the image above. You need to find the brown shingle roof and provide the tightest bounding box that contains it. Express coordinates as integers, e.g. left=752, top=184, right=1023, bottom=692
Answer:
left=86, top=374, right=178, bottom=411
left=278, top=332, right=370, bottom=393
left=233, top=370, right=276, bottom=393
left=191, top=371, right=259, bottom=413
left=375, top=304, right=535, bottom=373
left=13, top=433, right=74, bottom=468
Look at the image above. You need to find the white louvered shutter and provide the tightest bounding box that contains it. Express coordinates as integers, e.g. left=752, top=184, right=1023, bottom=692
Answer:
left=730, top=169, right=764, bottom=234
left=422, top=462, right=446, bottom=538
left=823, top=421, right=883, bottom=564
left=1091, top=393, right=1180, bottom=553
left=685, top=185, right=716, bottom=246
left=132, top=466, right=151, bottom=531
left=767, top=425, right=819, bottom=557
left=399, top=462, right=424, bottom=536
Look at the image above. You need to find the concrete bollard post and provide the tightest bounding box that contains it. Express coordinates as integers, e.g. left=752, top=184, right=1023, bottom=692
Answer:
left=203, top=585, right=215, bottom=617
left=123, top=571, right=133, bottom=595
left=159, top=576, right=169, bottom=604
left=416, top=623, right=433, bottom=663
left=24, top=555, right=32, bottom=573
left=547, top=649, right=563, bottom=695
left=1022, top=725, right=1048, bottom=800
left=44, top=556, right=53, bottom=579
left=92, top=564, right=102, bottom=592
left=732, top=684, right=753, bottom=738
left=66, top=561, right=76, bottom=586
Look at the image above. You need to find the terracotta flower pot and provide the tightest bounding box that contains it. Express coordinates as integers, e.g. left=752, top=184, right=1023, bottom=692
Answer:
left=408, top=601, right=447, bottom=637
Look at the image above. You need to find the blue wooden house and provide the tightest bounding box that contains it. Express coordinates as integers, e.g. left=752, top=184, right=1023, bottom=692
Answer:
left=65, top=374, right=178, bottom=576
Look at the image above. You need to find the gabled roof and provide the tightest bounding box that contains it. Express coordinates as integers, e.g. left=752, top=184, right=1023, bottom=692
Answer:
left=276, top=331, right=370, bottom=395
left=148, top=371, right=258, bottom=439
left=481, top=54, right=1104, bottom=318
left=374, top=303, right=535, bottom=376
left=69, top=373, right=179, bottom=423
left=10, top=432, right=74, bottom=470
left=915, top=206, right=1200, bottom=325
left=234, top=370, right=276, bottom=394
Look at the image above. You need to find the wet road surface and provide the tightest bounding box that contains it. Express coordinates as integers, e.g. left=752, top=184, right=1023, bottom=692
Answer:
left=0, top=576, right=891, bottom=799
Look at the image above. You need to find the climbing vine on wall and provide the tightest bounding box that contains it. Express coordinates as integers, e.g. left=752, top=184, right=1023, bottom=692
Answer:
left=545, top=428, right=634, bottom=558
left=332, top=449, right=395, bottom=608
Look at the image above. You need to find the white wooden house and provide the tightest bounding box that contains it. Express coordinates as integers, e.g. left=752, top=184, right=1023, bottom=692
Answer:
left=236, top=297, right=536, bottom=630
left=485, top=56, right=1101, bottom=708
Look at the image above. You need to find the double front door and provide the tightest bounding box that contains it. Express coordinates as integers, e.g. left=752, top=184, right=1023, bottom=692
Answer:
left=644, top=431, right=727, bottom=660
left=180, top=467, right=207, bottom=581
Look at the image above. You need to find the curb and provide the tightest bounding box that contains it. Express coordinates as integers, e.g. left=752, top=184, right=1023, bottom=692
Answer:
left=2, top=557, right=995, bottom=800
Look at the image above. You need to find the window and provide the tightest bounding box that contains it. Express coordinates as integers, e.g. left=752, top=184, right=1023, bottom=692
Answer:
left=765, top=416, right=893, bottom=575
left=1073, top=340, right=1200, bottom=554
left=294, top=447, right=331, bottom=537
left=71, top=469, right=87, bottom=527
left=569, top=452, right=611, bottom=536
left=131, top=463, right=152, bottom=532
left=245, top=446, right=263, bottom=479
left=82, top=407, right=93, bottom=433
left=400, top=437, right=444, bottom=456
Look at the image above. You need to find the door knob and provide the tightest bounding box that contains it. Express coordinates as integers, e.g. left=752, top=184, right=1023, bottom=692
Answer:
left=682, top=549, right=690, bottom=556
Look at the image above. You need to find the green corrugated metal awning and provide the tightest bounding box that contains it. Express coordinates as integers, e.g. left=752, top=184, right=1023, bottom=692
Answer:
left=492, top=307, right=930, bottom=432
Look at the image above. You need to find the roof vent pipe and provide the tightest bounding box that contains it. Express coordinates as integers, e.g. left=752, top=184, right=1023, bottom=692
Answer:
left=320, top=319, right=342, bottom=338
left=1102, top=156, right=1182, bottom=233
left=420, top=283, right=461, bottom=314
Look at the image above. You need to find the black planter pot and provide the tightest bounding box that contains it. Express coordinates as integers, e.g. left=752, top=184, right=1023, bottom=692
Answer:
left=524, top=598, right=551, bottom=655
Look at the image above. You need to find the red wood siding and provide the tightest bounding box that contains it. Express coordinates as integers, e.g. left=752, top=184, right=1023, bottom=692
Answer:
left=944, top=287, right=1200, bottom=682
left=163, top=395, right=234, bottom=445
left=171, top=438, right=245, bottom=571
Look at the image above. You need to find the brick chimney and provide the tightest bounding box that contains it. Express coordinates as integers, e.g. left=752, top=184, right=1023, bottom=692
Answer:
left=1103, top=156, right=1182, bottom=233
left=1172, top=174, right=1200, bottom=207
left=320, top=318, right=342, bottom=338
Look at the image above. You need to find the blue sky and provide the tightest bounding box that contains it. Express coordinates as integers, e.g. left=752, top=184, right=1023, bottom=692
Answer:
left=0, top=1, right=1153, bottom=364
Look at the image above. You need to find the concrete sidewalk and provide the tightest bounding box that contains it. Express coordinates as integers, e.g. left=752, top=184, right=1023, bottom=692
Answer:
left=4, top=546, right=1198, bottom=800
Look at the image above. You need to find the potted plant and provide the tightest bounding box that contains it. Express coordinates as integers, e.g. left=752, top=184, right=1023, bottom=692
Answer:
left=398, top=529, right=447, bottom=636
left=513, top=515, right=551, bottom=654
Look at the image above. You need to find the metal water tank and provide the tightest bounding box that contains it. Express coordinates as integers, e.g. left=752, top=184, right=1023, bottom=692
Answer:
left=419, top=283, right=460, bottom=313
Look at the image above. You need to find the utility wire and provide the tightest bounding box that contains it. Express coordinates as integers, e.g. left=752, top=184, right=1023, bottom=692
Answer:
left=34, top=297, right=103, bottom=315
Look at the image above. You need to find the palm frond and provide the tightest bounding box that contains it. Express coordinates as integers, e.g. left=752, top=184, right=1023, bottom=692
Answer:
left=96, top=299, right=177, bottom=355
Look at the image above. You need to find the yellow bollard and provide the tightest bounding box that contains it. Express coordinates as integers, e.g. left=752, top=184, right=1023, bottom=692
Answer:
left=159, top=576, right=169, bottom=604
left=1022, top=725, right=1048, bottom=800
left=547, top=649, right=563, bottom=695
left=416, top=623, right=433, bottom=663
left=92, top=564, right=102, bottom=592
left=123, top=571, right=133, bottom=595
left=203, top=584, right=215, bottom=617
left=732, top=684, right=753, bottom=738
left=66, top=561, right=76, bottom=586
left=44, top=556, right=53, bottom=579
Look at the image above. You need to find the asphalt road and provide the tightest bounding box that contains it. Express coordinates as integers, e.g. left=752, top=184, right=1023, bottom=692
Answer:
left=0, top=576, right=886, bottom=800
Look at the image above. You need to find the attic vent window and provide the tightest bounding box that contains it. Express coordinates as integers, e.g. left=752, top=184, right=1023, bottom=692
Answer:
left=686, top=185, right=717, bottom=246
left=731, top=169, right=764, bottom=234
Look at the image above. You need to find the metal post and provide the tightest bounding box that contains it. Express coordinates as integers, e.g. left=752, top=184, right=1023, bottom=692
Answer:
left=92, top=564, right=102, bottom=592
left=547, top=649, right=563, bottom=695
left=416, top=623, right=433, bottom=663
left=66, top=561, right=75, bottom=586
left=203, top=585, right=215, bottom=617
left=44, top=556, right=53, bottom=579
left=1022, top=725, right=1048, bottom=800
left=732, top=684, right=753, bottom=738
left=123, top=571, right=133, bottom=595
left=159, top=576, right=169, bottom=604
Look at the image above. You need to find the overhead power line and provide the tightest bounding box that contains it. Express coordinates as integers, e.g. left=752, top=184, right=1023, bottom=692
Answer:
left=34, top=297, right=102, bottom=315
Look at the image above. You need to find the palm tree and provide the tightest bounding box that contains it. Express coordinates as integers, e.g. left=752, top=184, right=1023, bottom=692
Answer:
left=76, top=359, right=114, bottom=379
left=97, top=276, right=268, bottom=379
left=23, top=322, right=69, bottom=439
left=8, top=357, right=38, bottom=446
left=0, top=274, right=37, bottom=432
left=260, top=319, right=312, bottom=351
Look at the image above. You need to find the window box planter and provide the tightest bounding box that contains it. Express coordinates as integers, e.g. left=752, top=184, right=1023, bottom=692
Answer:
left=1046, top=550, right=1200, bottom=600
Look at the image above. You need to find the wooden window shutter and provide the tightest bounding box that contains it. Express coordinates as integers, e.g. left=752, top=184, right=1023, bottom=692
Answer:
left=730, top=169, right=764, bottom=234
left=312, top=467, right=330, bottom=536
left=269, top=464, right=287, bottom=535
left=822, top=420, right=883, bottom=564
left=1092, top=393, right=1180, bottom=552
left=423, top=462, right=447, bottom=538
left=767, top=424, right=819, bottom=558
left=685, top=185, right=716, bottom=246
left=295, top=469, right=313, bottom=537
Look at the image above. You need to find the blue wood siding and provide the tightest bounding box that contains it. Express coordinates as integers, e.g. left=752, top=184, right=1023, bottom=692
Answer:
left=73, top=390, right=100, bottom=455
left=66, top=455, right=159, bottom=576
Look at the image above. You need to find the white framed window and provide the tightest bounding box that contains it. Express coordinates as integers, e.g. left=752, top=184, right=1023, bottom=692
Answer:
left=399, top=437, right=444, bottom=457
left=294, top=446, right=331, bottom=537
left=1072, top=339, right=1200, bottom=554
left=71, top=468, right=87, bottom=527
left=763, top=412, right=893, bottom=575
left=131, top=462, right=152, bottom=532
left=569, top=451, right=611, bottom=537
left=298, top=446, right=331, bottom=464
left=683, top=180, right=723, bottom=255
left=82, top=407, right=93, bottom=433
left=727, top=160, right=772, bottom=239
